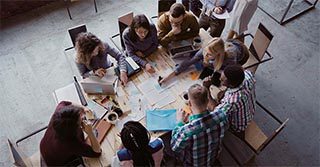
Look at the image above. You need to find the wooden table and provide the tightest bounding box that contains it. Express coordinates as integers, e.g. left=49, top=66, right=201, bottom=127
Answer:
left=83, top=29, right=213, bottom=166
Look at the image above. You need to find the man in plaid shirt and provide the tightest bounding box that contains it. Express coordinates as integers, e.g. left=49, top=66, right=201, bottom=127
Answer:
left=215, top=65, right=256, bottom=139
left=171, top=84, right=228, bottom=166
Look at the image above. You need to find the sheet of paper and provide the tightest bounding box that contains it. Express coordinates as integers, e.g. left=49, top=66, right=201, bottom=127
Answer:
left=53, top=83, right=81, bottom=105
left=154, top=92, right=176, bottom=109
left=212, top=10, right=230, bottom=19
left=127, top=94, right=149, bottom=121
left=124, top=81, right=140, bottom=95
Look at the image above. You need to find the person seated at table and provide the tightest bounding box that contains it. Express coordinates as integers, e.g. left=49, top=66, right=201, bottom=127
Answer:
left=112, top=121, right=164, bottom=167
left=213, top=65, right=256, bottom=139
left=123, top=14, right=158, bottom=74
left=171, top=84, right=228, bottom=166
left=75, top=32, right=128, bottom=85
left=157, top=3, right=200, bottom=47
left=159, top=37, right=249, bottom=85
left=40, top=101, right=101, bottom=166
left=199, top=0, right=236, bottom=37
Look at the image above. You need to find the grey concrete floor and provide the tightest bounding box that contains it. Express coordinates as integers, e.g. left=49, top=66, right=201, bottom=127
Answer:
left=0, top=0, right=319, bottom=166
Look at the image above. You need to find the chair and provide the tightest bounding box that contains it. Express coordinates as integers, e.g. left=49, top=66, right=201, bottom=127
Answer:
left=64, top=0, right=98, bottom=20
left=8, top=135, right=45, bottom=167
left=242, top=23, right=274, bottom=74
left=65, top=24, right=87, bottom=51
left=222, top=100, right=289, bottom=165
left=258, top=0, right=318, bottom=25
left=64, top=24, right=87, bottom=76
left=158, top=0, right=176, bottom=17
left=110, top=12, right=134, bottom=52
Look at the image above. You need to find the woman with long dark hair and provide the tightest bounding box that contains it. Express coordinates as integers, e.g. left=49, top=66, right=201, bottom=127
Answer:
left=75, top=32, right=128, bottom=85
left=112, top=121, right=164, bottom=167
left=122, top=14, right=158, bottom=73
left=40, top=101, right=101, bottom=166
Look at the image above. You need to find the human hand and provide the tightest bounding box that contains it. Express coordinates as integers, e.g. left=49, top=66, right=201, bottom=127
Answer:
left=177, top=108, right=189, bottom=123
left=81, top=120, right=94, bottom=135
left=214, top=7, right=223, bottom=14
left=145, top=63, right=155, bottom=73
left=135, top=51, right=145, bottom=58
left=171, top=25, right=181, bottom=35
left=94, top=68, right=106, bottom=78
left=120, top=72, right=128, bottom=86
left=203, top=76, right=212, bottom=88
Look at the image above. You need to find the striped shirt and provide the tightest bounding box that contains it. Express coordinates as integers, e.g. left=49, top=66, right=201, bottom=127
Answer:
left=171, top=109, right=228, bottom=166
left=215, top=70, right=256, bottom=132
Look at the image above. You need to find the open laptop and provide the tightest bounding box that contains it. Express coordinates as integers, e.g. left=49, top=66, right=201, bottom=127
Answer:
left=80, top=76, right=118, bottom=95
left=168, top=40, right=199, bottom=59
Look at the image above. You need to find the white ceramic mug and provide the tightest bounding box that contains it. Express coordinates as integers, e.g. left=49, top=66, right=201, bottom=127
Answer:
left=106, top=112, right=119, bottom=124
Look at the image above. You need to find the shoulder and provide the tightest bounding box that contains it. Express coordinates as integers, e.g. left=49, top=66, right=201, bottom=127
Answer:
left=122, top=27, right=130, bottom=39
left=149, top=138, right=164, bottom=153
left=158, top=13, right=169, bottom=24
left=185, top=12, right=197, bottom=21
left=117, top=148, right=131, bottom=161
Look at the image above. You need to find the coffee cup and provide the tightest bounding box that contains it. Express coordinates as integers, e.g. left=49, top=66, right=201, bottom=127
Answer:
left=106, top=112, right=119, bottom=124
left=193, top=37, right=202, bottom=48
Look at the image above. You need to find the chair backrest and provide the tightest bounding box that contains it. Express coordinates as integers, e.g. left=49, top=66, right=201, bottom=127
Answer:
left=7, top=139, right=30, bottom=167
left=118, top=12, right=133, bottom=50
left=249, top=23, right=273, bottom=61
left=158, top=0, right=176, bottom=17
left=68, top=24, right=87, bottom=48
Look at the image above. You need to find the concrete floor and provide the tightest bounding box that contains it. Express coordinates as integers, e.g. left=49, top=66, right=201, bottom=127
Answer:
left=0, top=0, right=319, bottom=166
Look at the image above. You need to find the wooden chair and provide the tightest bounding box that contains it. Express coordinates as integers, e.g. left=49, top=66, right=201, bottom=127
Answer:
left=242, top=23, right=274, bottom=73
left=222, top=102, right=289, bottom=165
left=64, top=0, right=97, bottom=20
left=110, top=12, right=134, bottom=52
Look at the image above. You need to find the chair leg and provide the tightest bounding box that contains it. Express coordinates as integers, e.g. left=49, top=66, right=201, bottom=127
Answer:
left=93, top=0, right=98, bottom=13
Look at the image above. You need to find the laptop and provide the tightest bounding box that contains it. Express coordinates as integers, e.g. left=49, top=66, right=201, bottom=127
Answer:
left=115, top=57, right=141, bottom=77
left=80, top=75, right=118, bottom=95
left=168, top=40, right=199, bottom=59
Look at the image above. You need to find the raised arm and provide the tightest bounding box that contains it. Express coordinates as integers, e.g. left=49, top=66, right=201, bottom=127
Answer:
left=157, top=14, right=175, bottom=46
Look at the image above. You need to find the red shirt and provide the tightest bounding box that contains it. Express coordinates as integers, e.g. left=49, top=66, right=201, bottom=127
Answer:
left=40, top=101, right=101, bottom=166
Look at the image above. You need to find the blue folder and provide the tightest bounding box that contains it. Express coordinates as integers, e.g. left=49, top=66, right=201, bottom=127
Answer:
left=146, top=109, right=177, bottom=131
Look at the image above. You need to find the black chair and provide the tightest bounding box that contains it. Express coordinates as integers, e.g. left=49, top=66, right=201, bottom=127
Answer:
left=64, top=24, right=87, bottom=75
left=110, top=12, right=134, bottom=52
left=65, top=24, right=87, bottom=51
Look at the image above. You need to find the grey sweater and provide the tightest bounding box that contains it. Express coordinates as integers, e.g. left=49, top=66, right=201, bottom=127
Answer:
left=76, top=43, right=127, bottom=78
left=122, top=23, right=158, bottom=67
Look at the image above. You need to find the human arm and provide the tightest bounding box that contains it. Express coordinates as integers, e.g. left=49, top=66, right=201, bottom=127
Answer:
left=170, top=121, right=190, bottom=153
left=76, top=62, right=93, bottom=78
left=81, top=121, right=101, bottom=154
left=104, top=43, right=128, bottom=85
left=157, top=14, right=176, bottom=47
left=173, top=14, right=200, bottom=41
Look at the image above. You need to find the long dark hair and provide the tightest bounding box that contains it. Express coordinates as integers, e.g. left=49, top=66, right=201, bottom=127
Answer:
left=129, top=14, right=151, bottom=42
left=75, top=32, right=105, bottom=68
left=52, top=105, right=83, bottom=141
left=120, top=121, right=154, bottom=166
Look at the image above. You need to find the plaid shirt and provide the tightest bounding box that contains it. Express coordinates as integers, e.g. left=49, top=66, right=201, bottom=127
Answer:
left=215, top=70, right=256, bottom=132
left=171, top=109, right=228, bottom=166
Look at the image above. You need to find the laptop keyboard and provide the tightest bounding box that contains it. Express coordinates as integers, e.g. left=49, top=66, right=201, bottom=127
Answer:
left=171, top=45, right=194, bottom=55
